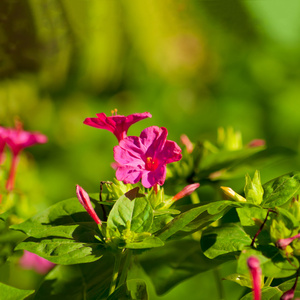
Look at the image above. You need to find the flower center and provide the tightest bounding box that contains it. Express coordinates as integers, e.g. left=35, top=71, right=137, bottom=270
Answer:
left=145, top=157, right=158, bottom=171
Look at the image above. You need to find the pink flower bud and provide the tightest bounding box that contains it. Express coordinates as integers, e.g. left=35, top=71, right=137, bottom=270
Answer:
left=247, top=256, right=261, bottom=300
left=76, top=185, right=102, bottom=225
left=180, top=134, right=193, bottom=153
left=247, top=139, right=265, bottom=148
left=276, top=233, right=300, bottom=250
left=172, top=183, right=200, bottom=201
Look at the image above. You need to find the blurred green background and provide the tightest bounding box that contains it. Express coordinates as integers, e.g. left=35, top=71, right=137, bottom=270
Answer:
left=0, top=0, right=300, bottom=298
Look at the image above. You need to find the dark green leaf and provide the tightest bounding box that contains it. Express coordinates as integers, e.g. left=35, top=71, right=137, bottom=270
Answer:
left=0, top=282, right=34, bottom=300
left=140, top=239, right=221, bottom=295
left=35, top=254, right=115, bottom=300
left=107, top=279, right=148, bottom=300
left=237, top=246, right=298, bottom=278
left=201, top=223, right=252, bottom=259
left=157, top=201, right=239, bottom=241
left=262, top=171, right=300, bottom=208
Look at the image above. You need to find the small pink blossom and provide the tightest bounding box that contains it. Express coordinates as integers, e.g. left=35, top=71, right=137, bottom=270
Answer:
left=0, top=126, right=8, bottom=164
left=247, top=256, right=261, bottom=300
left=276, top=233, right=300, bottom=250
left=76, top=185, right=102, bottom=225
left=172, top=183, right=200, bottom=201
left=114, top=126, right=182, bottom=188
left=19, top=250, right=55, bottom=274
left=83, top=111, right=152, bottom=142
left=5, top=127, right=47, bottom=191
left=5, top=128, right=48, bottom=156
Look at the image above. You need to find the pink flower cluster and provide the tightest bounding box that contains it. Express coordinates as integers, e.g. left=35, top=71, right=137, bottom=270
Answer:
left=84, top=111, right=182, bottom=189
left=0, top=124, right=47, bottom=191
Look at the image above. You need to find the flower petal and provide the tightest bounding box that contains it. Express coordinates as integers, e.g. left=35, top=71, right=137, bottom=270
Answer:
left=141, top=164, right=166, bottom=188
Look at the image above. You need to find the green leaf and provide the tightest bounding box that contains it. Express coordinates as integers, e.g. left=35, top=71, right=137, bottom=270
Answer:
left=125, top=236, right=164, bottom=249
left=223, top=273, right=253, bottom=288
left=262, top=171, right=300, bottom=208
left=157, top=201, right=239, bottom=241
left=107, top=279, right=148, bottom=300
left=0, top=282, right=34, bottom=300
left=35, top=254, right=115, bottom=300
left=10, top=196, right=105, bottom=239
left=201, top=223, right=252, bottom=259
left=107, top=189, right=153, bottom=234
left=237, top=246, right=298, bottom=278
left=15, top=236, right=105, bottom=265
left=240, top=287, right=281, bottom=300
left=244, top=170, right=264, bottom=205
left=140, top=239, right=221, bottom=295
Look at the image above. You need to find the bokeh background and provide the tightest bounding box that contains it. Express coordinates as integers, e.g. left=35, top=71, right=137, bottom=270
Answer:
left=0, top=0, right=300, bottom=299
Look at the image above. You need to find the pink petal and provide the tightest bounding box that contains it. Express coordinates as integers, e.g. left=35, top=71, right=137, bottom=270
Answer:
left=158, top=140, right=182, bottom=164
left=116, top=166, right=143, bottom=184
left=140, top=126, right=168, bottom=156
left=141, top=165, right=166, bottom=188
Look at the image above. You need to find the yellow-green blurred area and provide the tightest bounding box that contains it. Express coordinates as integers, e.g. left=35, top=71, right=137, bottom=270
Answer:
left=0, top=0, right=300, bottom=298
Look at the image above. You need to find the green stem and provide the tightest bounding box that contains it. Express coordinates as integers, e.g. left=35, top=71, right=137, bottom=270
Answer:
left=213, top=267, right=225, bottom=300
left=264, top=277, right=273, bottom=287
left=109, top=252, right=122, bottom=296
left=118, top=250, right=132, bottom=288
left=190, top=191, right=200, bottom=204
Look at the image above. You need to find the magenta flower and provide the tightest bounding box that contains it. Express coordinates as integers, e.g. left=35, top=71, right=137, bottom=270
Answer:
left=0, top=126, right=8, bottom=164
left=247, top=256, right=262, bottom=300
left=5, top=127, right=47, bottom=191
left=83, top=111, right=152, bottom=142
left=5, top=128, right=48, bottom=156
left=276, top=233, right=300, bottom=250
left=113, top=126, right=182, bottom=188
left=76, top=185, right=102, bottom=225
left=19, top=250, right=55, bottom=274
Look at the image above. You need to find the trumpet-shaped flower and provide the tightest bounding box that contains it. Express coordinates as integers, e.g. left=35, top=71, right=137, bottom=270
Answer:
left=76, top=185, right=102, bottom=225
left=247, top=256, right=262, bottom=300
left=114, top=126, right=182, bottom=188
left=19, top=250, right=55, bottom=274
left=5, top=128, right=48, bottom=156
left=83, top=111, right=152, bottom=142
left=5, top=127, right=47, bottom=191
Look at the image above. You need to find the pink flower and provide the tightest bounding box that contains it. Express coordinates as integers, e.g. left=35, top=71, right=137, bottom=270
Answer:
left=247, top=256, right=262, bottom=300
left=172, top=183, right=200, bottom=201
left=76, top=185, right=102, bottom=225
left=5, top=127, right=47, bottom=191
left=0, top=126, right=8, bottom=164
left=5, top=128, right=48, bottom=156
left=113, top=126, right=182, bottom=188
left=83, top=111, right=152, bottom=142
left=276, top=233, right=300, bottom=250
left=19, top=250, right=55, bottom=274
left=180, top=134, right=194, bottom=153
